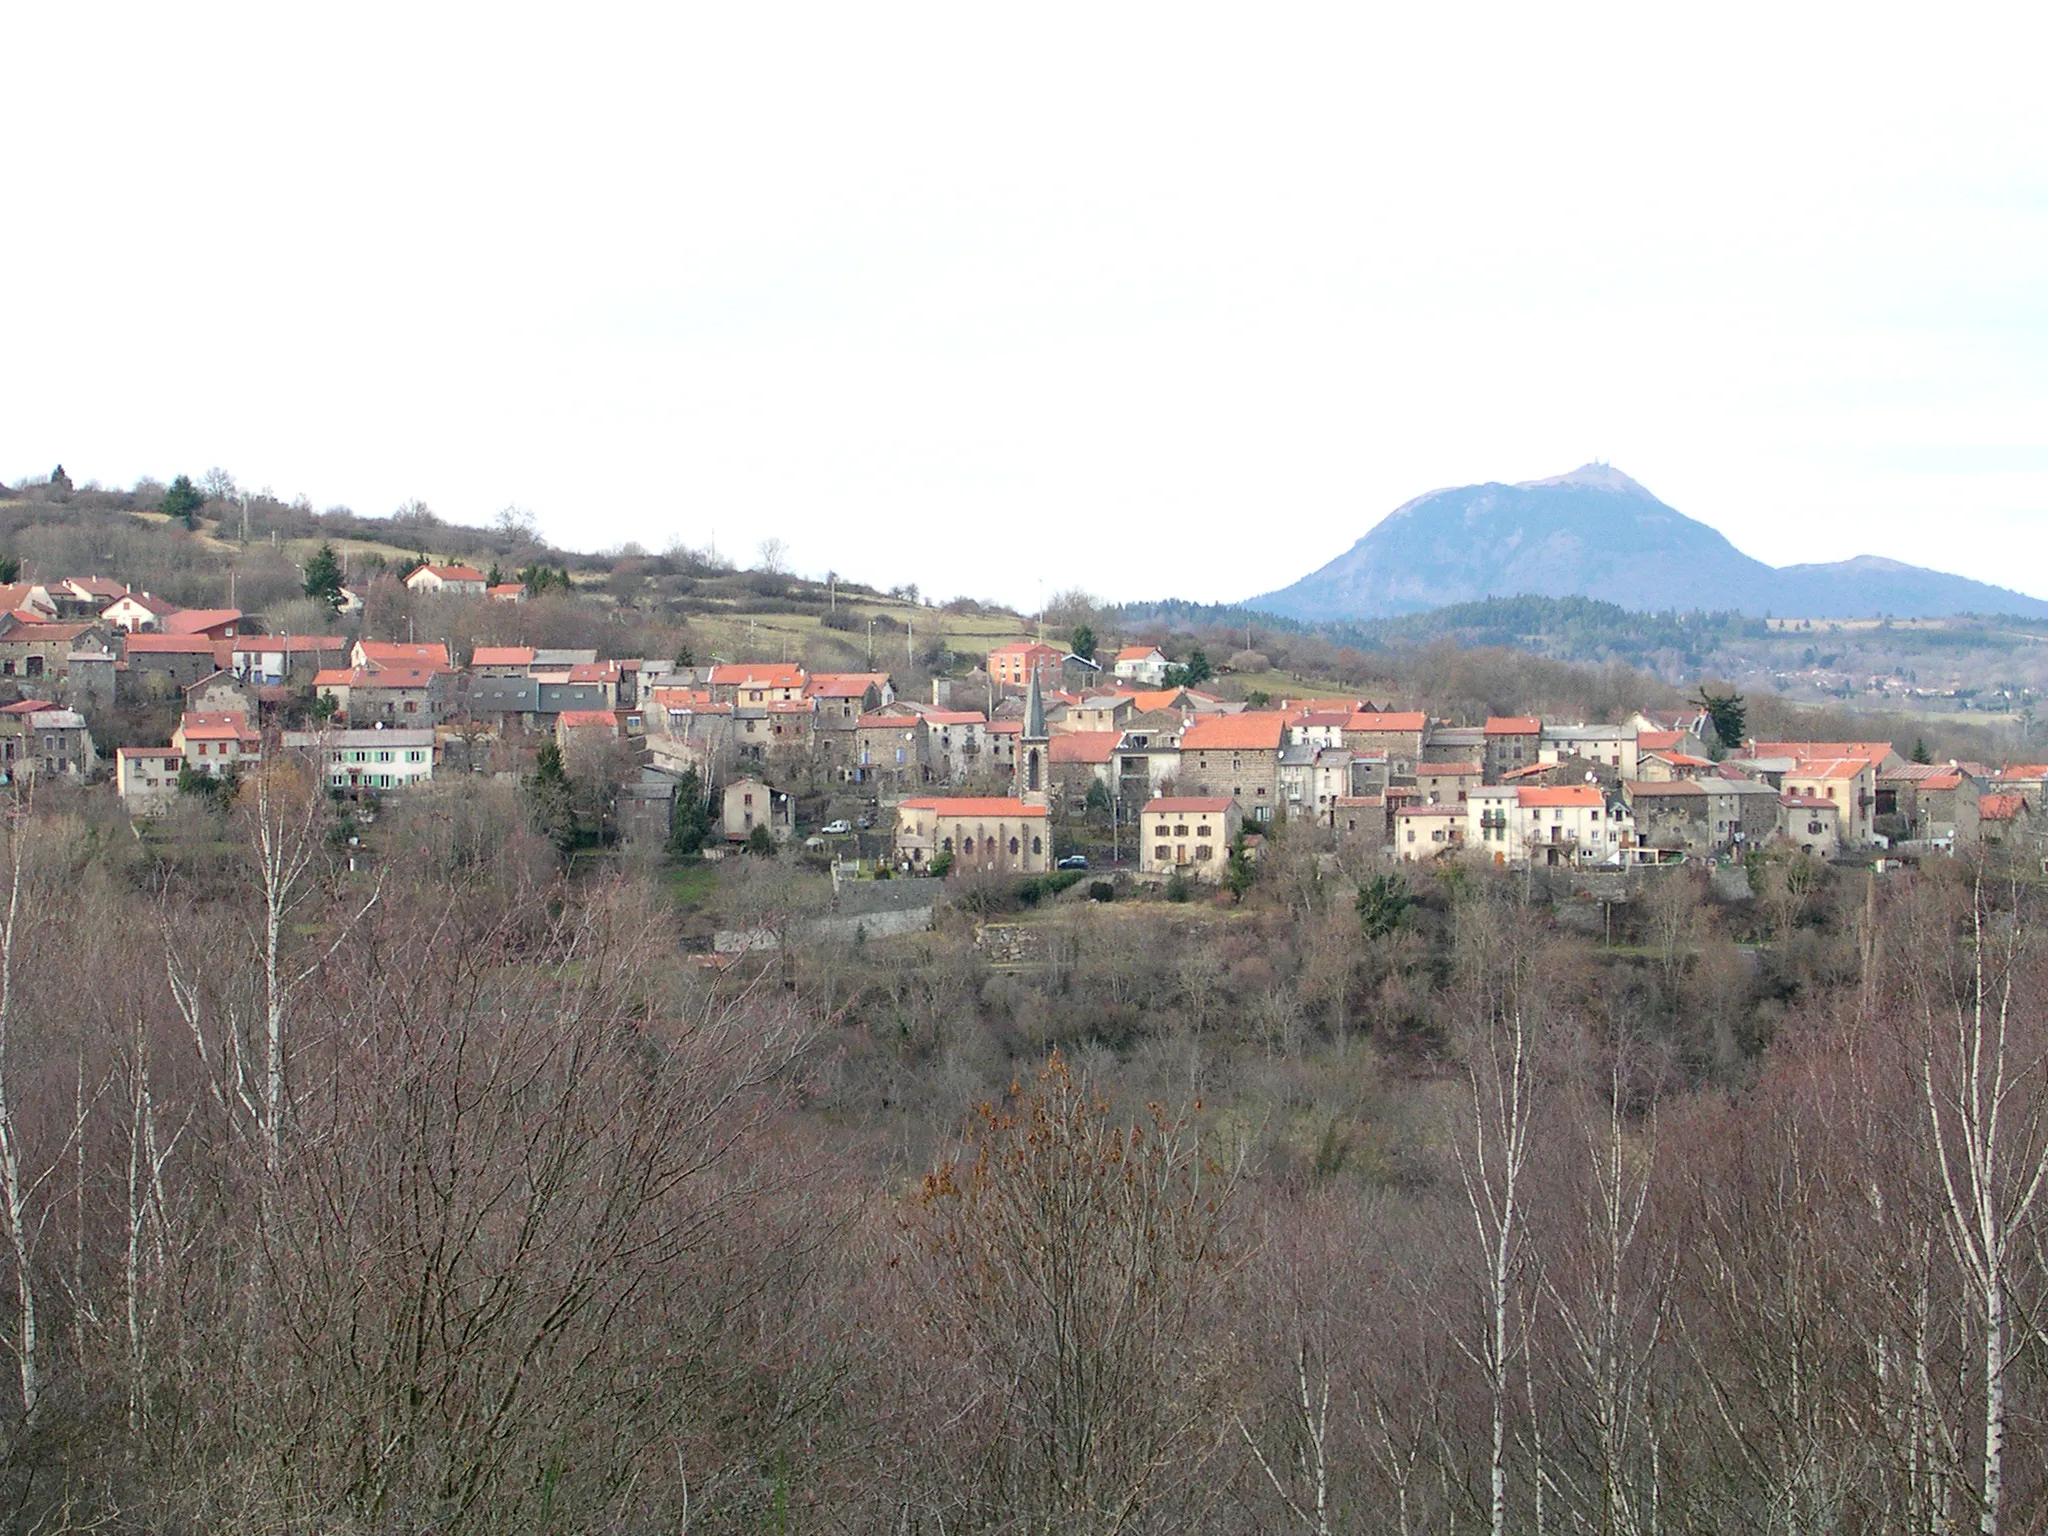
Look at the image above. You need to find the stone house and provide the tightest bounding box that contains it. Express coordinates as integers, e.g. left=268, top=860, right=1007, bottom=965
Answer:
left=853, top=711, right=929, bottom=785
left=1344, top=711, right=1428, bottom=777
left=403, top=563, right=488, bottom=597
left=1394, top=802, right=1465, bottom=861
left=1482, top=717, right=1543, bottom=782
left=115, top=746, right=184, bottom=815
left=1177, top=712, right=1287, bottom=823
left=0, top=702, right=94, bottom=782
left=172, top=711, right=261, bottom=778
left=1780, top=792, right=1842, bottom=856
left=721, top=777, right=792, bottom=843
left=1114, top=646, right=1170, bottom=686
left=894, top=796, right=1048, bottom=874
left=1139, top=796, right=1240, bottom=879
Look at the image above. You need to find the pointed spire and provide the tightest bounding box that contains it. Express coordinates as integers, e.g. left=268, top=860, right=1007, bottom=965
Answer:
left=1023, top=666, right=1046, bottom=741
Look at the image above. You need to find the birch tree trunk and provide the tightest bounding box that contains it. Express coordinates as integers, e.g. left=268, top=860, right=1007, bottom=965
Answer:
left=1914, top=877, right=2048, bottom=1536
left=1455, top=1002, right=1536, bottom=1536
left=0, top=810, right=37, bottom=1421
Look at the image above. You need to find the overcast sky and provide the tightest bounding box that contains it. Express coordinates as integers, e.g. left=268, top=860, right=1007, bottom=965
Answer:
left=8, top=6, right=2047, bottom=609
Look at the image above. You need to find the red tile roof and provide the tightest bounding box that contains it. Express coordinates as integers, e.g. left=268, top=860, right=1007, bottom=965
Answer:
left=987, top=641, right=1060, bottom=658
left=1130, top=689, right=1191, bottom=713
left=1981, top=793, right=2029, bottom=821
left=806, top=673, right=886, bottom=698
left=1485, top=716, right=1542, bottom=735
left=360, top=642, right=453, bottom=669
left=1636, top=730, right=1684, bottom=751
left=556, top=710, right=618, bottom=730
left=233, top=635, right=344, bottom=654
left=353, top=666, right=442, bottom=689
left=1346, top=711, right=1426, bottom=733
left=707, top=664, right=805, bottom=688
left=1049, top=732, right=1122, bottom=764
left=411, top=563, right=487, bottom=583
left=124, top=634, right=224, bottom=655
left=163, top=608, right=242, bottom=635
left=1787, top=758, right=1867, bottom=781
left=1143, top=797, right=1235, bottom=814
left=1521, top=785, right=1605, bottom=808
left=1752, top=741, right=1894, bottom=768
left=898, top=797, right=1047, bottom=817
left=470, top=646, right=536, bottom=667
left=176, top=711, right=259, bottom=744
left=1180, top=713, right=1287, bottom=751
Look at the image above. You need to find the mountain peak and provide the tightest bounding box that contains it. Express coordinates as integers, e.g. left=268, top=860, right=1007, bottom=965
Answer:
left=1251, top=468, right=2048, bottom=622
left=1517, top=463, right=1648, bottom=495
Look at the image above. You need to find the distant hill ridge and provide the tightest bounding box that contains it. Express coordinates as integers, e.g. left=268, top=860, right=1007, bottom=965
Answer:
left=1252, top=465, right=2048, bottom=621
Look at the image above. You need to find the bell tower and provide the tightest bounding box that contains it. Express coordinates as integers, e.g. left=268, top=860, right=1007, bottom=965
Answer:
left=1016, top=667, right=1049, bottom=807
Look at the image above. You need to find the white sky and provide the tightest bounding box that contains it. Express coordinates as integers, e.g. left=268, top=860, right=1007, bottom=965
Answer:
left=7, top=5, right=2047, bottom=609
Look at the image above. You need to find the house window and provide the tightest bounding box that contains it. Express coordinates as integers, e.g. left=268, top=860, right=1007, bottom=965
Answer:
left=1196, top=824, right=1212, bottom=837
left=1008, top=837, right=1020, bottom=855
left=961, top=837, right=974, bottom=855
left=1031, top=835, right=1042, bottom=854
left=1155, top=844, right=1171, bottom=861
left=1195, top=844, right=1213, bottom=861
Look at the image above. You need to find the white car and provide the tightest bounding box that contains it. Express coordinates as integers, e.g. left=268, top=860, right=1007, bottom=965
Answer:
left=821, top=819, right=853, bottom=835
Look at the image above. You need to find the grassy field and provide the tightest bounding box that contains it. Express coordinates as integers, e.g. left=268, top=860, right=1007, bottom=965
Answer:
left=660, top=861, right=719, bottom=912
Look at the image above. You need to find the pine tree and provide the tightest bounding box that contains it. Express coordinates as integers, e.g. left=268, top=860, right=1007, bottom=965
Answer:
left=161, top=475, right=205, bottom=529
left=524, top=740, right=578, bottom=854
left=666, top=769, right=712, bottom=860
left=302, top=543, right=345, bottom=609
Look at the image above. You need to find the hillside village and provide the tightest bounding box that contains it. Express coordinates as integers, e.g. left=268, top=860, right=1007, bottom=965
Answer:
left=0, top=559, right=2035, bottom=884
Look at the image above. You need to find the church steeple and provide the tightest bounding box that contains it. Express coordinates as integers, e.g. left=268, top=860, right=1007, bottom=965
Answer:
left=1023, top=667, right=1046, bottom=743
left=1018, top=667, right=1049, bottom=805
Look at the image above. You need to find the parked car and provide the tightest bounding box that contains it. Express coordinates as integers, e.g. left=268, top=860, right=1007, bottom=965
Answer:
left=1056, top=854, right=1089, bottom=870
left=821, top=819, right=853, bottom=835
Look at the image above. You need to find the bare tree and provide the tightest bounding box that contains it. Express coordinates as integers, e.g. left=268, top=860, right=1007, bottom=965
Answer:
left=0, top=801, right=41, bottom=1419
left=1912, top=875, right=2048, bottom=1535
left=910, top=1052, right=1241, bottom=1533
left=1446, top=894, right=1544, bottom=1536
